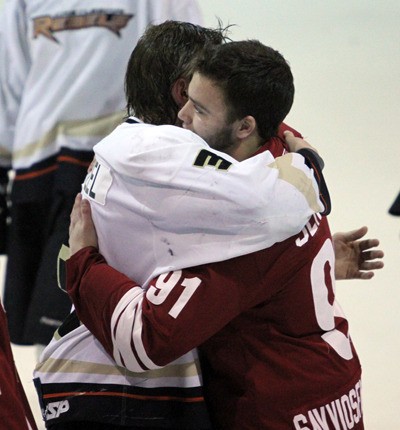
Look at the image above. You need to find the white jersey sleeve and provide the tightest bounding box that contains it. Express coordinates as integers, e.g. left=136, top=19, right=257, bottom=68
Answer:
left=84, top=122, right=324, bottom=286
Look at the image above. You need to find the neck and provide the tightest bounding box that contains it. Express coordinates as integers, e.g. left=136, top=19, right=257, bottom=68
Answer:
left=227, top=135, right=263, bottom=161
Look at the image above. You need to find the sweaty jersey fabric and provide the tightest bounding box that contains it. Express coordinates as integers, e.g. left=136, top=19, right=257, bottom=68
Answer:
left=0, top=301, right=37, bottom=429
left=34, top=123, right=328, bottom=428
left=0, top=0, right=203, bottom=345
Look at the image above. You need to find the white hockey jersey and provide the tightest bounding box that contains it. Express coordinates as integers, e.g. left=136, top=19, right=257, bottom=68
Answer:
left=85, top=120, right=325, bottom=285
left=0, top=0, right=203, bottom=199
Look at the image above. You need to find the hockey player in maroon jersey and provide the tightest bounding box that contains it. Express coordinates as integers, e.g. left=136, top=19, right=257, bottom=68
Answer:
left=63, top=40, right=383, bottom=429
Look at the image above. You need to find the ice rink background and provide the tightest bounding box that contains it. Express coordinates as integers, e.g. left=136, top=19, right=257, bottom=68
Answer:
left=1, top=1, right=399, bottom=429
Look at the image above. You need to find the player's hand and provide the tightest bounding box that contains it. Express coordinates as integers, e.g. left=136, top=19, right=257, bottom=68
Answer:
left=69, top=193, right=98, bottom=256
left=333, top=226, right=384, bottom=280
left=284, top=130, right=318, bottom=153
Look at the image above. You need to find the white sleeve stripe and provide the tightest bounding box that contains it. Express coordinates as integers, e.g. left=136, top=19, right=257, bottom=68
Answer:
left=111, top=288, right=161, bottom=371
left=26, top=417, right=34, bottom=430
left=111, top=288, right=136, bottom=363
left=111, top=288, right=144, bottom=370
left=132, top=303, right=162, bottom=370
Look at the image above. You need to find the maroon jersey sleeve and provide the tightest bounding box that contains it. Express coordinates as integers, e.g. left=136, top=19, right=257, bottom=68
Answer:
left=66, top=247, right=140, bottom=358
left=66, top=246, right=267, bottom=368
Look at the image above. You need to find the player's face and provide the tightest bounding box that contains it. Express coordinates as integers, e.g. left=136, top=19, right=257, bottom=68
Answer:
left=178, top=72, right=238, bottom=154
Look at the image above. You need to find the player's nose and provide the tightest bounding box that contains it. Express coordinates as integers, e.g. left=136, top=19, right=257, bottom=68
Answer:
left=177, top=101, right=193, bottom=127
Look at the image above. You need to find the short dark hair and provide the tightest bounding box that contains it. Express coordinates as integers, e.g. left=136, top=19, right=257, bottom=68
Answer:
left=125, top=20, right=228, bottom=125
left=192, top=40, right=295, bottom=141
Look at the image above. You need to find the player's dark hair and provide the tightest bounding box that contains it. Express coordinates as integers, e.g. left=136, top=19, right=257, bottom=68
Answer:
left=191, top=40, right=294, bottom=141
left=125, top=20, right=228, bottom=125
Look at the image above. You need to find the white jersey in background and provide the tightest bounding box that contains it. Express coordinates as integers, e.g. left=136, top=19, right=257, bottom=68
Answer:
left=0, top=0, right=204, bottom=347
left=0, top=0, right=203, bottom=196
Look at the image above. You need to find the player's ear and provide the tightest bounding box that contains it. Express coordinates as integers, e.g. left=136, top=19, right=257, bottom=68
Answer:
left=171, top=78, right=189, bottom=108
left=235, top=115, right=257, bottom=140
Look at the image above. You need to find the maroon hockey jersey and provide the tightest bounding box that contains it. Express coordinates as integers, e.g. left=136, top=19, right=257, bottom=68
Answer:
left=66, top=125, right=362, bottom=429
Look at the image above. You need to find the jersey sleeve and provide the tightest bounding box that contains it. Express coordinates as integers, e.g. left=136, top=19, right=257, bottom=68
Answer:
left=297, top=148, right=330, bottom=215
left=66, top=246, right=265, bottom=371
left=275, top=123, right=330, bottom=215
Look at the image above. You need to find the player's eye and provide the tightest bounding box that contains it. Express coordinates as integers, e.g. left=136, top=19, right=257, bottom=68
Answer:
left=193, top=104, right=204, bottom=115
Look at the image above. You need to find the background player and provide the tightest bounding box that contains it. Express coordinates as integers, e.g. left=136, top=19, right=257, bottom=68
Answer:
left=0, top=0, right=203, bottom=352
